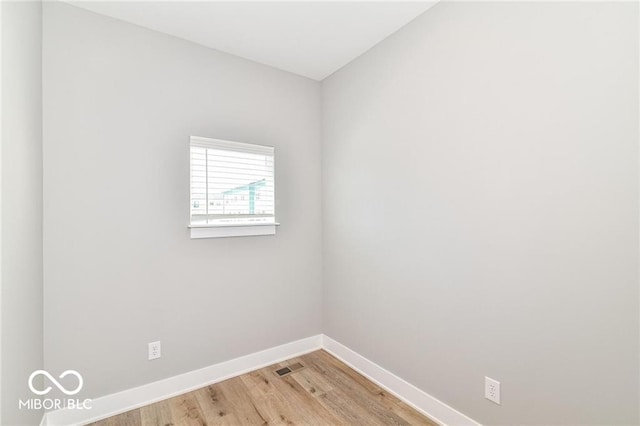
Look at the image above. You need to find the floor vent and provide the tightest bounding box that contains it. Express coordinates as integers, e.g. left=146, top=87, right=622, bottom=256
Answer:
left=275, top=367, right=291, bottom=376
left=274, top=362, right=305, bottom=377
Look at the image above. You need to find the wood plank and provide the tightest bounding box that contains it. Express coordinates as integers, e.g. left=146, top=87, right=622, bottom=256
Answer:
left=167, top=393, right=207, bottom=426
left=213, top=376, right=269, bottom=425
left=301, top=351, right=411, bottom=425
left=285, top=357, right=385, bottom=425
left=308, top=351, right=437, bottom=425
left=140, top=399, right=174, bottom=426
left=120, top=409, right=142, bottom=426
left=89, top=409, right=142, bottom=426
left=287, top=360, right=334, bottom=396
left=87, top=350, right=437, bottom=426
left=240, top=367, right=307, bottom=425
left=263, top=363, right=345, bottom=425
left=193, top=383, right=244, bottom=425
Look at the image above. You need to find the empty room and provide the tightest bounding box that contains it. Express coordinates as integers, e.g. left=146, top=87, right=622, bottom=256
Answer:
left=1, top=0, right=638, bottom=425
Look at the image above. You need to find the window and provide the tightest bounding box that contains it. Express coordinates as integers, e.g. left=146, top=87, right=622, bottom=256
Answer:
left=189, top=136, right=277, bottom=238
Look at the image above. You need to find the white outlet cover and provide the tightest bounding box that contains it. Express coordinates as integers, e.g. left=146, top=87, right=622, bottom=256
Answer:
left=485, top=376, right=501, bottom=405
left=148, top=341, right=161, bottom=360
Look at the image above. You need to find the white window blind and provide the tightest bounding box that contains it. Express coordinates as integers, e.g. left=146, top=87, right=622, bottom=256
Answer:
left=190, top=136, right=275, bottom=229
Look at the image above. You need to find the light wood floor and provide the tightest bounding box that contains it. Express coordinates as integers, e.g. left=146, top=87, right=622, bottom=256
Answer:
left=89, top=350, right=437, bottom=426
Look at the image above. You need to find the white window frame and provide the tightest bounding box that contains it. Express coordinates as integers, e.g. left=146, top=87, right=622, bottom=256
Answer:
left=188, top=136, right=278, bottom=239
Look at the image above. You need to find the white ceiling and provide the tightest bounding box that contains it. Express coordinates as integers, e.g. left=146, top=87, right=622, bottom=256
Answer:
left=65, top=1, right=437, bottom=80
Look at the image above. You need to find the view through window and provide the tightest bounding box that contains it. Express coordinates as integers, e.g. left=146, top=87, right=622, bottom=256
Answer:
left=190, top=137, right=275, bottom=227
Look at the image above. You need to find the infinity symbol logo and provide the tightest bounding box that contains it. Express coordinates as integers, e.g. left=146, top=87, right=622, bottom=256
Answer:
left=28, top=370, right=83, bottom=396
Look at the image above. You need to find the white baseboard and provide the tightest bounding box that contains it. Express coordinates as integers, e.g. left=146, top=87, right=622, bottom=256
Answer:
left=44, top=334, right=480, bottom=426
left=45, top=335, right=322, bottom=426
left=321, top=335, right=481, bottom=426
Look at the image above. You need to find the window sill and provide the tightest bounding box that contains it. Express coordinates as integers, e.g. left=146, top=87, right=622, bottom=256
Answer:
left=189, top=223, right=279, bottom=239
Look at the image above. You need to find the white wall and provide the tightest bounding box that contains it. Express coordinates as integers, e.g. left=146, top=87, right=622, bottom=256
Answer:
left=322, top=2, right=639, bottom=425
left=1, top=1, right=44, bottom=424
left=43, top=2, right=322, bottom=399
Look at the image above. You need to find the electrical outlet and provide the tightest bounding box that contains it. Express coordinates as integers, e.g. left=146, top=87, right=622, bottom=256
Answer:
left=485, top=376, right=501, bottom=405
left=148, top=341, right=161, bottom=360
